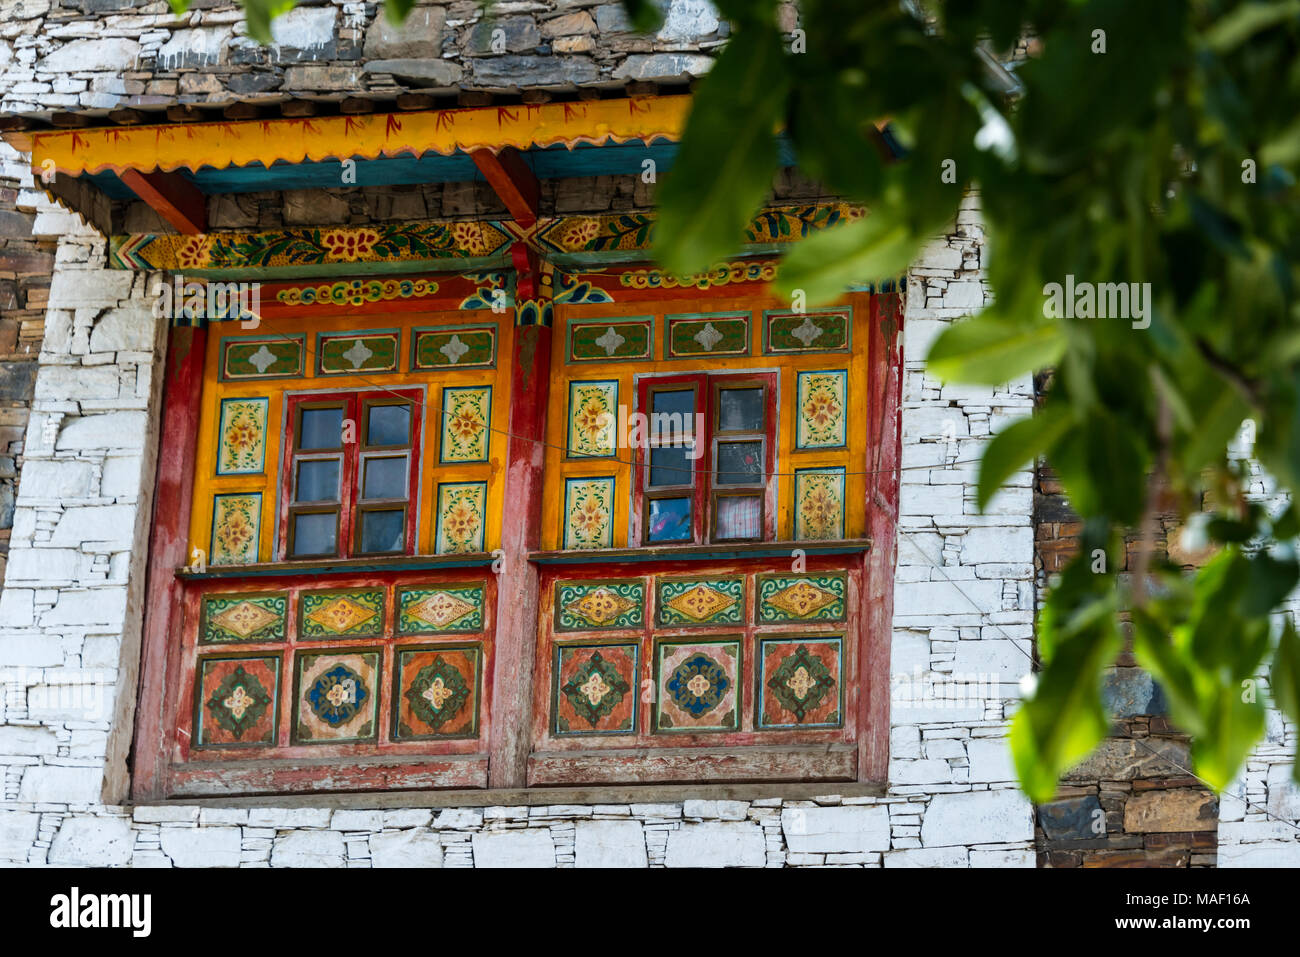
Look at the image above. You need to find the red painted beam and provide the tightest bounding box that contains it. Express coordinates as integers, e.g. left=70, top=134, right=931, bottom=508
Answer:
left=131, top=324, right=206, bottom=801
left=860, top=291, right=903, bottom=787
left=488, top=314, right=552, bottom=788
left=120, top=168, right=207, bottom=234
left=471, top=147, right=540, bottom=228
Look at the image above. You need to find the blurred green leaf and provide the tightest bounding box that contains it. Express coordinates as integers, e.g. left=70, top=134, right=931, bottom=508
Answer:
left=652, top=21, right=789, bottom=276
left=976, top=404, right=1073, bottom=511
left=927, top=317, right=1067, bottom=386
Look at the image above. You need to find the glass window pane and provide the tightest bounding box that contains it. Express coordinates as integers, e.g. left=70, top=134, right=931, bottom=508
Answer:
left=291, top=512, right=337, bottom=557
left=715, top=440, right=764, bottom=485
left=649, top=445, right=694, bottom=487
left=295, top=459, right=340, bottom=503
left=650, top=388, right=696, bottom=420
left=367, top=403, right=410, bottom=447
left=647, top=497, right=693, bottom=543
left=715, top=495, right=762, bottom=540
left=359, top=509, right=405, bottom=554
left=299, top=407, right=343, bottom=450
left=718, top=387, right=764, bottom=432
left=361, top=455, right=407, bottom=500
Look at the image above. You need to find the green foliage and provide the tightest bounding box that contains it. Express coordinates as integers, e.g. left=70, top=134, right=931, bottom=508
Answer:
left=652, top=16, right=790, bottom=276
left=204, top=0, right=1300, bottom=801
left=644, top=0, right=1300, bottom=801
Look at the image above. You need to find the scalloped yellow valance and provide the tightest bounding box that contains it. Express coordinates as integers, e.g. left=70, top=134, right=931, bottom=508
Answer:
left=31, top=95, right=690, bottom=177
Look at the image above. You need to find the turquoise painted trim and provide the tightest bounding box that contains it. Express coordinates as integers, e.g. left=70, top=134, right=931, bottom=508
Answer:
left=529, top=542, right=870, bottom=565
left=171, top=252, right=513, bottom=282
left=178, top=555, right=497, bottom=579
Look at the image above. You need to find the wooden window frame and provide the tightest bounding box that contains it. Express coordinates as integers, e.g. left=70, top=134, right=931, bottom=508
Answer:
left=633, top=371, right=778, bottom=547
left=277, top=388, right=423, bottom=561
left=132, top=285, right=902, bottom=803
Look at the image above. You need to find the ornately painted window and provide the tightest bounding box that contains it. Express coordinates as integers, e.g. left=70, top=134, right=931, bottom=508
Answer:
left=134, top=267, right=900, bottom=799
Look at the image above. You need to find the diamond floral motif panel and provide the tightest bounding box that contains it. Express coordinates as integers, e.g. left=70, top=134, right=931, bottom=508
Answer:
left=794, top=468, right=846, bottom=541
left=299, top=589, right=385, bottom=639
left=553, top=643, right=638, bottom=735
left=220, top=335, right=305, bottom=380
left=317, top=331, right=400, bottom=375
left=655, top=639, right=740, bottom=733
left=664, top=314, right=750, bottom=358
left=435, top=482, right=487, bottom=554
left=394, top=645, right=481, bottom=740
left=194, top=655, right=279, bottom=748
left=795, top=370, right=847, bottom=449
left=210, top=493, right=261, bottom=566
left=563, top=477, right=615, bottom=549
left=763, top=309, right=851, bottom=355
left=655, top=577, right=744, bottom=626
left=200, top=592, right=287, bottom=644
left=756, top=573, right=848, bottom=623
left=439, top=385, right=492, bottom=463
left=555, top=580, right=645, bottom=632
left=567, top=380, right=617, bottom=457
left=216, top=397, right=268, bottom=475
left=412, top=326, right=497, bottom=370
left=294, top=650, right=380, bottom=744
left=567, top=318, right=653, bottom=362
left=757, top=637, right=843, bottom=728
left=396, top=584, right=485, bottom=635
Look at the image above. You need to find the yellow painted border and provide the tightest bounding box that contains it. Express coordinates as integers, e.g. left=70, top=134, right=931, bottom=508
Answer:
left=33, top=95, right=690, bottom=177
left=541, top=292, right=872, bottom=550
left=190, top=309, right=513, bottom=562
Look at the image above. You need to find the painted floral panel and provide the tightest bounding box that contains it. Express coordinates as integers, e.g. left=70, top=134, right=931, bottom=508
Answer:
left=293, top=650, right=381, bottom=744
left=796, top=370, right=847, bottom=449
left=435, top=482, right=487, bottom=554
left=210, top=493, right=261, bottom=566
left=564, top=476, right=615, bottom=549
left=757, top=637, right=844, bottom=729
left=216, top=397, right=268, bottom=475
left=794, top=467, right=846, bottom=541
left=394, top=645, right=482, bottom=740
left=654, top=639, right=741, bottom=733
left=440, top=386, right=492, bottom=463
left=194, top=655, right=280, bottom=748
left=553, top=643, right=638, bottom=736
left=567, top=380, right=617, bottom=457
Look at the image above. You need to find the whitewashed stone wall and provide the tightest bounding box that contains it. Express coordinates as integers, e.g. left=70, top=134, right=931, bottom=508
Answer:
left=1217, top=455, right=1300, bottom=866
left=0, top=0, right=776, bottom=118
left=0, top=190, right=1038, bottom=866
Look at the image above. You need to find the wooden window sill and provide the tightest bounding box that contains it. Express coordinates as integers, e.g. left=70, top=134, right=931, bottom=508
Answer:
left=141, top=778, right=885, bottom=809
left=176, top=553, right=496, bottom=580
left=529, top=539, right=871, bottom=566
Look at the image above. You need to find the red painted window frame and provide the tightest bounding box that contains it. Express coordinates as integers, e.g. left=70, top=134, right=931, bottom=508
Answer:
left=630, top=371, right=778, bottom=547
left=276, top=387, right=424, bottom=561
left=132, top=286, right=903, bottom=801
